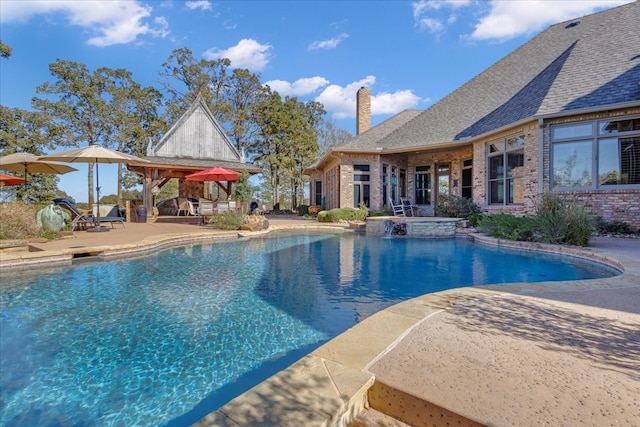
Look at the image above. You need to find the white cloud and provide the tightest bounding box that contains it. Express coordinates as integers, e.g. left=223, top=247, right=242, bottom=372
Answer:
left=416, top=17, right=444, bottom=33
left=411, top=0, right=633, bottom=41
left=264, top=77, right=330, bottom=96
left=0, top=0, right=168, bottom=46
left=308, top=33, right=349, bottom=51
left=412, top=0, right=470, bottom=33
left=372, top=90, right=423, bottom=115
left=203, top=38, right=272, bottom=71
left=468, top=0, right=634, bottom=41
left=185, top=1, right=212, bottom=11
left=315, top=76, right=421, bottom=120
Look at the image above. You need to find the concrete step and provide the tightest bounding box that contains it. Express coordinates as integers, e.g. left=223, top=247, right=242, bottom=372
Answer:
left=348, top=408, right=412, bottom=426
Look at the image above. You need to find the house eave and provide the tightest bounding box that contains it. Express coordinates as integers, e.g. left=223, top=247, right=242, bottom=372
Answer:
left=536, top=100, right=640, bottom=121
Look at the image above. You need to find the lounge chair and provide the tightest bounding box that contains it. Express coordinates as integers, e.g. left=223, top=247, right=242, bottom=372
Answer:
left=388, top=197, right=405, bottom=217
left=53, top=198, right=125, bottom=231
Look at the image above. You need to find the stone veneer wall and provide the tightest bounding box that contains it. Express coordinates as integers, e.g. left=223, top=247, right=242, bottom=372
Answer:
left=179, top=180, right=204, bottom=200
left=366, top=217, right=459, bottom=237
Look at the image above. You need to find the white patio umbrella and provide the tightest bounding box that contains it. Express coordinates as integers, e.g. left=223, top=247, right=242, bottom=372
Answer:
left=40, top=145, right=149, bottom=232
left=0, top=152, right=77, bottom=187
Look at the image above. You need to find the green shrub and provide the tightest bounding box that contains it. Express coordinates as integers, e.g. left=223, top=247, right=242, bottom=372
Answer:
left=595, top=218, right=631, bottom=234
left=537, top=191, right=564, bottom=213
left=0, top=201, right=41, bottom=240
left=296, top=204, right=309, bottom=216
left=536, top=192, right=594, bottom=246
left=477, top=213, right=537, bottom=241
left=478, top=193, right=594, bottom=247
left=317, top=207, right=368, bottom=223
left=467, top=212, right=485, bottom=227
left=209, top=211, right=244, bottom=230
left=435, top=195, right=481, bottom=219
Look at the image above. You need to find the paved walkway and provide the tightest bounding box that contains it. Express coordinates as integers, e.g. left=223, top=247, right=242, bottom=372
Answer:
left=1, top=219, right=638, bottom=426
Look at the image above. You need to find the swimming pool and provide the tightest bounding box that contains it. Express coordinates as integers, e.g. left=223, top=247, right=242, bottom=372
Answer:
left=0, top=232, right=618, bottom=426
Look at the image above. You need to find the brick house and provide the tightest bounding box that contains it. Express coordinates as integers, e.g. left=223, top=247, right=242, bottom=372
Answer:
left=305, top=2, right=640, bottom=230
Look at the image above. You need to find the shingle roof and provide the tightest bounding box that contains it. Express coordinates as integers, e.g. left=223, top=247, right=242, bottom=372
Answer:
left=140, top=156, right=260, bottom=174
left=370, top=1, right=640, bottom=152
left=338, top=109, right=422, bottom=150
left=305, top=109, right=422, bottom=171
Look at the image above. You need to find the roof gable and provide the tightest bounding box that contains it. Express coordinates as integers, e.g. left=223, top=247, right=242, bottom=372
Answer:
left=149, top=94, right=241, bottom=161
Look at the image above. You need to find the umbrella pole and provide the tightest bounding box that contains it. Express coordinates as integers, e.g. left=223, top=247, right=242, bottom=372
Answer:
left=87, top=161, right=108, bottom=232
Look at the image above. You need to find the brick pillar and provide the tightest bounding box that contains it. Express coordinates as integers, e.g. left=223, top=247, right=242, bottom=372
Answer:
left=356, top=86, right=371, bottom=135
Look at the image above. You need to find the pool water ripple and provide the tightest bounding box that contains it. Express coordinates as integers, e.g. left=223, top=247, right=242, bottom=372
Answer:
left=0, top=232, right=617, bottom=426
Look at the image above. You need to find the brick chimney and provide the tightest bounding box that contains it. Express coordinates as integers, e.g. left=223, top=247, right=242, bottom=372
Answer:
left=356, top=86, right=371, bottom=135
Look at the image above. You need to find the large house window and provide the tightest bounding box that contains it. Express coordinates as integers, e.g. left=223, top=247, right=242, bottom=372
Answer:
left=551, top=117, right=640, bottom=189
left=461, top=159, right=473, bottom=199
left=487, top=136, right=525, bottom=205
left=414, top=165, right=431, bottom=204
left=353, top=164, right=370, bottom=207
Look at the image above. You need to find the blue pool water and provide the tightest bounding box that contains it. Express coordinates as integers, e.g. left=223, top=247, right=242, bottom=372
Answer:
left=0, top=232, right=618, bottom=426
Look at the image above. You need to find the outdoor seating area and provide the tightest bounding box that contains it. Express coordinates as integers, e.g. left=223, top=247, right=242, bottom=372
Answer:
left=54, top=198, right=125, bottom=231
left=389, top=197, right=420, bottom=217
left=172, top=198, right=241, bottom=217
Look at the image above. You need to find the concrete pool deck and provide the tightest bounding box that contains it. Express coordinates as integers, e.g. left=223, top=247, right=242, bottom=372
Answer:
left=1, top=217, right=639, bottom=426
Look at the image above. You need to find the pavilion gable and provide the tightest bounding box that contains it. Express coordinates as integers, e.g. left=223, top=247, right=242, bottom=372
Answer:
left=149, top=94, right=241, bottom=162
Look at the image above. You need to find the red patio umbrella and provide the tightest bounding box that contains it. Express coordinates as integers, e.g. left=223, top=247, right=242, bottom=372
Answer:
left=185, top=167, right=241, bottom=182
left=0, top=173, right=26, bottom=187
left=185, top=167, right=241, bottom=199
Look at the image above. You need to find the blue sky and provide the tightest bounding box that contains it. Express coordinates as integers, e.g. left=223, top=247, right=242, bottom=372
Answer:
left=0, top=0, right=632, bottom=203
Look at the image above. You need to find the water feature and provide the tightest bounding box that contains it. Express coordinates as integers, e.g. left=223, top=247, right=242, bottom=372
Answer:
left=0, top=231, right=618, bottom=426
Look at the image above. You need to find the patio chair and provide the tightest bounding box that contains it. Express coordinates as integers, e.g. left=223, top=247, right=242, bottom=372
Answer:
left=216, top=201, right=229, bottom=214
left=401, top=198, right=418, bottom=217
left=198, top=198, right=215, bottom=224
left=177, top=198, right=197, bottom=216
left=53, top=198, right=124, bottom=231
left=388, top=197, right=405, bottom=217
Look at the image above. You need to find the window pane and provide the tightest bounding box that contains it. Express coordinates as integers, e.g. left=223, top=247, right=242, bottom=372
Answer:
left=507, top=151, right=524, bottom=178
left=489, top=156, right=504, bottom=179
left=354, top=174, right=370, bottom=181
left=599, top=136, right=640, bottom=185
left=461, top=168, right=472, bottom=199
left=416, top=165, right=430, bottom=172
left=599, top=118, right=640, bottom=134
left=414, top=172, right=431, bottom=205
left=552, top=140, right=593, bottom=187
left=506, top=135, right=525, bottom=150
left=354, top=164, right=370, bottom=172
left=489, top=180, right=504, bottom=204
left=363, top=184, right=370, bottom=207
left=507, top=151, right=524, bottom=203
left=551, top=123, right=593, bottom=140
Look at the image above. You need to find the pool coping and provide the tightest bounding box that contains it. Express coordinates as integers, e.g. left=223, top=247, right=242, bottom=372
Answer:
left=1, top=226, right=638, bottom=426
